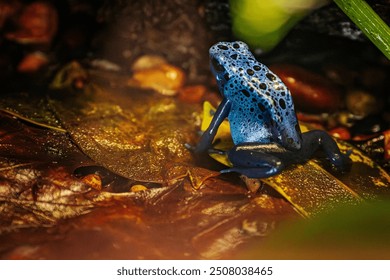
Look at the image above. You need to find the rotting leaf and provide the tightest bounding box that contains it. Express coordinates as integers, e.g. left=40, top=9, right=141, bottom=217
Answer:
left=0, top=105, right=295, bottom=258
left=0, top=114, right=94, bottom=231
left=0, top=176, right=295, bottom=260
left=0, top=65, right=220, bottom=188
left=0, top=156, right=151, bottom=233
left=263, top=162, right=361, bottom=217
left=0, top=112, right=84, bottom=164
left=164, top=164, right=220, bottom=190
left=47, top=69, right=205, bottom=184
left=0, top=91, right=65, bottom=133
left=0, top=114, right=135, bottom=232
left=200, top=102, right=390, bottom=217
left=0, top=163, right=95, bottom=230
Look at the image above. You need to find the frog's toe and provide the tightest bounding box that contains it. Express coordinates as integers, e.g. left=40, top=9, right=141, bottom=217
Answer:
left=185, top=143, right=206, bottom=154
left=184, top=143, right=195, bottom=151
left=208, top=148, right=227, bottom=155
left=220, top=166, right=283, bottom=178
left=330, top=151, right=352, bottom=172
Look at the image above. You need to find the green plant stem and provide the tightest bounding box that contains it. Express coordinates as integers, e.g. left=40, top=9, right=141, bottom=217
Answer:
left=334, top=0, right=390, bottom=59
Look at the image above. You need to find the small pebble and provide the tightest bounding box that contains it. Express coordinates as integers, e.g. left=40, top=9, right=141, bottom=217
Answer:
left=81, top=174, right=102, bottom=191
left=17, top=51, right=48, bottom=73
left=130, top=184, right=148, bottom=192
left=128, top=62, right=185, bottom=96
left=178, top=85, right=207, bottom=103
left=6, top=1, right=58, bottom=45
left=329, top=127, right=351, bottom=141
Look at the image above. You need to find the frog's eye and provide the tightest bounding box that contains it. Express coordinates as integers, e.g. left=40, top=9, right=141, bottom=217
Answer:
left=211, top=58, right=225, bottom=73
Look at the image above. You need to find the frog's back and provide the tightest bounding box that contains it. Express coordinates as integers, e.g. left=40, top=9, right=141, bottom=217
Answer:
left=224, top=78, right=273, bottom=145
left=223, top=58, right=296, bottom=145
left=210, top=41, right=301, bottom=149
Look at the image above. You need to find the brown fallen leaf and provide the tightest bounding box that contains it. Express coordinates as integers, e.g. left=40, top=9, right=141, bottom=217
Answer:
left=0, top=177, right=295, bottom=259
left=48, top=69, right=206, bottom=184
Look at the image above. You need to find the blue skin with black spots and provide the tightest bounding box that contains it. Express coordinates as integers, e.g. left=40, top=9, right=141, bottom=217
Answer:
left=193, top=41, right=351, bottom=178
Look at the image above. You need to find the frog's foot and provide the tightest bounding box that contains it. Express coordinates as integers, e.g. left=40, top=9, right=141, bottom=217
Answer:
left=184, top=143, right=196, bottom=152
left=329, top=150, right=352, bottom=172
left=185, top=143, right=217, bottom=161
left=208, top=148, right=227, bottom=155
left=220, top=165, right=283, bottom=178
left=301, top=130, right=352, bottom=172
left=224, top=145, right=285, bottom=178
left=185, top=142, right=212, bottom=155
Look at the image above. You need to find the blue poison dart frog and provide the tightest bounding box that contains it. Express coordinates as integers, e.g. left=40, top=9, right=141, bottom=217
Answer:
left=190, top=41, right=351, bottom=178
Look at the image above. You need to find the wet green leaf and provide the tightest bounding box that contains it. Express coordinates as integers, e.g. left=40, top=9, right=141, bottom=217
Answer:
left=229, top=0, right=327, bottom=51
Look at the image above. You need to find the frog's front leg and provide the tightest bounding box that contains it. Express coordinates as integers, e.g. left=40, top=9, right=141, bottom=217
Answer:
left=300, top=130, right=351, bottom=171
left=220, top=143, right=285, bottom=178
left=192, top=97, right=232, bottom=154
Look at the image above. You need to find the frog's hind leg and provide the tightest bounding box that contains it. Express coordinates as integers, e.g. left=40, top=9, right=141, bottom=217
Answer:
left=301, top=130, right=351, bottom=171
left=221, top=145, right=284, bottom=178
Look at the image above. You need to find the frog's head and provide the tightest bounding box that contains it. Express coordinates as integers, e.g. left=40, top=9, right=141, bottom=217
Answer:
left=209, top=41, right=252, bottom=94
